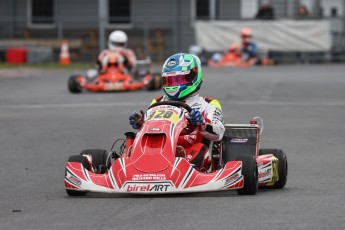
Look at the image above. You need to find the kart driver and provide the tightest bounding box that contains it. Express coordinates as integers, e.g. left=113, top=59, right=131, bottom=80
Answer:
left=97, top=30, right=137, bottom=73
left=240, top=27, right=258, bottom=66
left=129, top=53, right=225, bottom=172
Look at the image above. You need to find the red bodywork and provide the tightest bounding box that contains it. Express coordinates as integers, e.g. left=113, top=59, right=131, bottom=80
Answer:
left=75, top=66, right=153, bottom=92
left=65, top=105, right=244, bottom=194
left=208, top=54, right=257, bottom=68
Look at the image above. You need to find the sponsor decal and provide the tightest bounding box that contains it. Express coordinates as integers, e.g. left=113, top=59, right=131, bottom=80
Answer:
left=214, top=108, right=222, bottom=117
left=125, top=182, right=173, bottom=192
left=68, top=175, right=81, bottom=186
left=191, top=103, right=202, bottom=109
left=132, top=174, right=166, bottom=181
left=231, top=138, right=248, bottom=143
left=163, top=71, right=177, bottom=77
left=149, top=127, right=160, bottom=131
left=166, top=60, right=178, bottom=67
left=225, top=173, right=240, bottom=184
left=212, top=108, right=223, bottom=123
left=105, top=83, right=124, bottom=90
left=184, top=135, right=197, bottom=144
left=258, top=168, right=272, bottom=179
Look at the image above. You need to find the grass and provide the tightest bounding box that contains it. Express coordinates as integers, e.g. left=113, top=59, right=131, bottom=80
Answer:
left=0, top=63, right=93, bottom=69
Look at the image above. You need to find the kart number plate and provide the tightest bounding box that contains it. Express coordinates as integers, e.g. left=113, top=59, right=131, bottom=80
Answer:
left=146, top=108, right=179, bottom=123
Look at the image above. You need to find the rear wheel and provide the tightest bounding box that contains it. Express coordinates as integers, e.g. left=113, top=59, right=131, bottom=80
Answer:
left=68, top=75, right=82, bottom=93
left=65, top=155, right=88, bottom=196
left=79, top=149, right=109, bottom=174
left=236, top=155, right=258, bottom=195
left=146, top=73, right=162, bottom=91
left=259, top=149, right=288, bottom=189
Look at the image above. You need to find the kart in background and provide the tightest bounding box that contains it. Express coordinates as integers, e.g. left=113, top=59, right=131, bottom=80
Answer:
left=208, top=43, right=274, bottom=68
left=208, top=53, right=267, bottom=68
left=64, top=101, right=287, bottom=196
left=68, top=57, right=162, bottom=93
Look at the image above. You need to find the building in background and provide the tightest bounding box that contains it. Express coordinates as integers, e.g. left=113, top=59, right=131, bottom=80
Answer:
left=0, top=0, right=344, bottom=62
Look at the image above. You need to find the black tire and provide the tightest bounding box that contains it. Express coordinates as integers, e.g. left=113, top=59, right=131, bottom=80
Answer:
left=259, top=149, right=288, bottom=189
left=65, top=155, right=88, bottom=196
left=68, top=75, right=82, bottom=93
left=236, top=155, right=258, bottom=195
left=79, top=149, right=108, bottom=174
left=146, top=73, right=162, bottom=91
left=222, top=139, right=232, bottom=166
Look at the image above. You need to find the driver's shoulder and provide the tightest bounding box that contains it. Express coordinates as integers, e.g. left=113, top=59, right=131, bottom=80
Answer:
left=203, top=97, right=222, bottom=110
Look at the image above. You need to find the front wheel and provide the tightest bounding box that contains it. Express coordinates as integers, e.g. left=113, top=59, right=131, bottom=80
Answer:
left=68, top=75, right=82, bottom=93
left=79, top=149, right=109, bottom=174
left=237, top=155, right=258, bottom=195
left=259, top=149, right=288, bottom=189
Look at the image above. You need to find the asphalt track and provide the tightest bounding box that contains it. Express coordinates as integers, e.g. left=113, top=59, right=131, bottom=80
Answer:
left=1, top=65, right=345, bottom=230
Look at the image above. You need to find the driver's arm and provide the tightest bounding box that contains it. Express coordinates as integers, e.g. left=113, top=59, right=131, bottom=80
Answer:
left=97, top=50, right=108, bottom=72
left=124, top=49, right=137, bottom=71
left=199, top=100, right=225, bottom=141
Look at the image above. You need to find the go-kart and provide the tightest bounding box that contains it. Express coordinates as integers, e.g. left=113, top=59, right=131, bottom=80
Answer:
left=65, top=101, right=287, bottom=196
left=208, top=52, right=258, bottom=68
left=68, top=58, right=162, bottom=93
left=208, top=43, right=273, bottom=68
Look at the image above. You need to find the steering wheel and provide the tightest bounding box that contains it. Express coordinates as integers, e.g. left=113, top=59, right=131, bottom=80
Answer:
left=148, top=101, right=197, bottom=135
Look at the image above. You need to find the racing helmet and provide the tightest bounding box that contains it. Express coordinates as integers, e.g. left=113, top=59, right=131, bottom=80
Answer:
left=240, top=27, right=253, bottom=42
left=162, top=53, right=202, bottom=100
left=108, top=30, right=128, bottom=50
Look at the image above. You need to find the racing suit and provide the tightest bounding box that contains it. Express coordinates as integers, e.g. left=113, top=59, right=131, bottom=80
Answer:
left=150, top=92, right=225, bottom=171
left=241, top=41, right=257, bottom=64
left=97, top=49, right=137, bottom=73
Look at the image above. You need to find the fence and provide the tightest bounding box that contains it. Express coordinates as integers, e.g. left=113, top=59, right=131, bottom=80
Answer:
left=1, top=12, right=345, bottom=63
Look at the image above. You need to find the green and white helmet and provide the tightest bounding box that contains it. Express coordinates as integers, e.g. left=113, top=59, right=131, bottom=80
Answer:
left=161, top=53, right=203, bottom=100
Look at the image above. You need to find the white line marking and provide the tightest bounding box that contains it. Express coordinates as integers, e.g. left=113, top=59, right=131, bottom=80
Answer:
left=1, top=102, right=148, bottom=109
left=226, top=100, right=345, bottom=107
left=2, top=100, right=345, bottom=109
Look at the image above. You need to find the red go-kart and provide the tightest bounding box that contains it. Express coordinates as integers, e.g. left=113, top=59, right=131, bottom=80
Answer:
left=65, top=101, right=287, bottom=196
left=68, top=58, right=162, bottom=93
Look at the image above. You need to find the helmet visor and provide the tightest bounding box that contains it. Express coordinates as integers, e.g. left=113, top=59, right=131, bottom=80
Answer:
left=162, top=71, right=197, bottom=87
left=241, top=34, right=252, bottom=39
left=111, top=41, right=125, bottom=47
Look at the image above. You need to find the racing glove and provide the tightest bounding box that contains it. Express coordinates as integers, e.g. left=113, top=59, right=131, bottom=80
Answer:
left=129, top=110, right=145, bottom=129
left=188, top=108, right=204, bottom=126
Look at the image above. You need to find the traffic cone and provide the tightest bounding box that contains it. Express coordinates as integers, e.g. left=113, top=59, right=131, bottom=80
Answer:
left=59, top=39, right=70, bottom=66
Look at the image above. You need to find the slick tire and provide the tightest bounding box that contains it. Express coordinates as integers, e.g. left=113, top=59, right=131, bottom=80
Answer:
left=79, top=149, right=109, bottom=174
left=221, top=138, right=232, bottom=165
left=237, top=155, right=258, bottom=195
left=68, top=75, right=82, bottom=93
left=65, top=155, right=88, bottom=196
left=146, top=73, right=162, bottom=91
left=259, top=149, right=288, bottom=189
